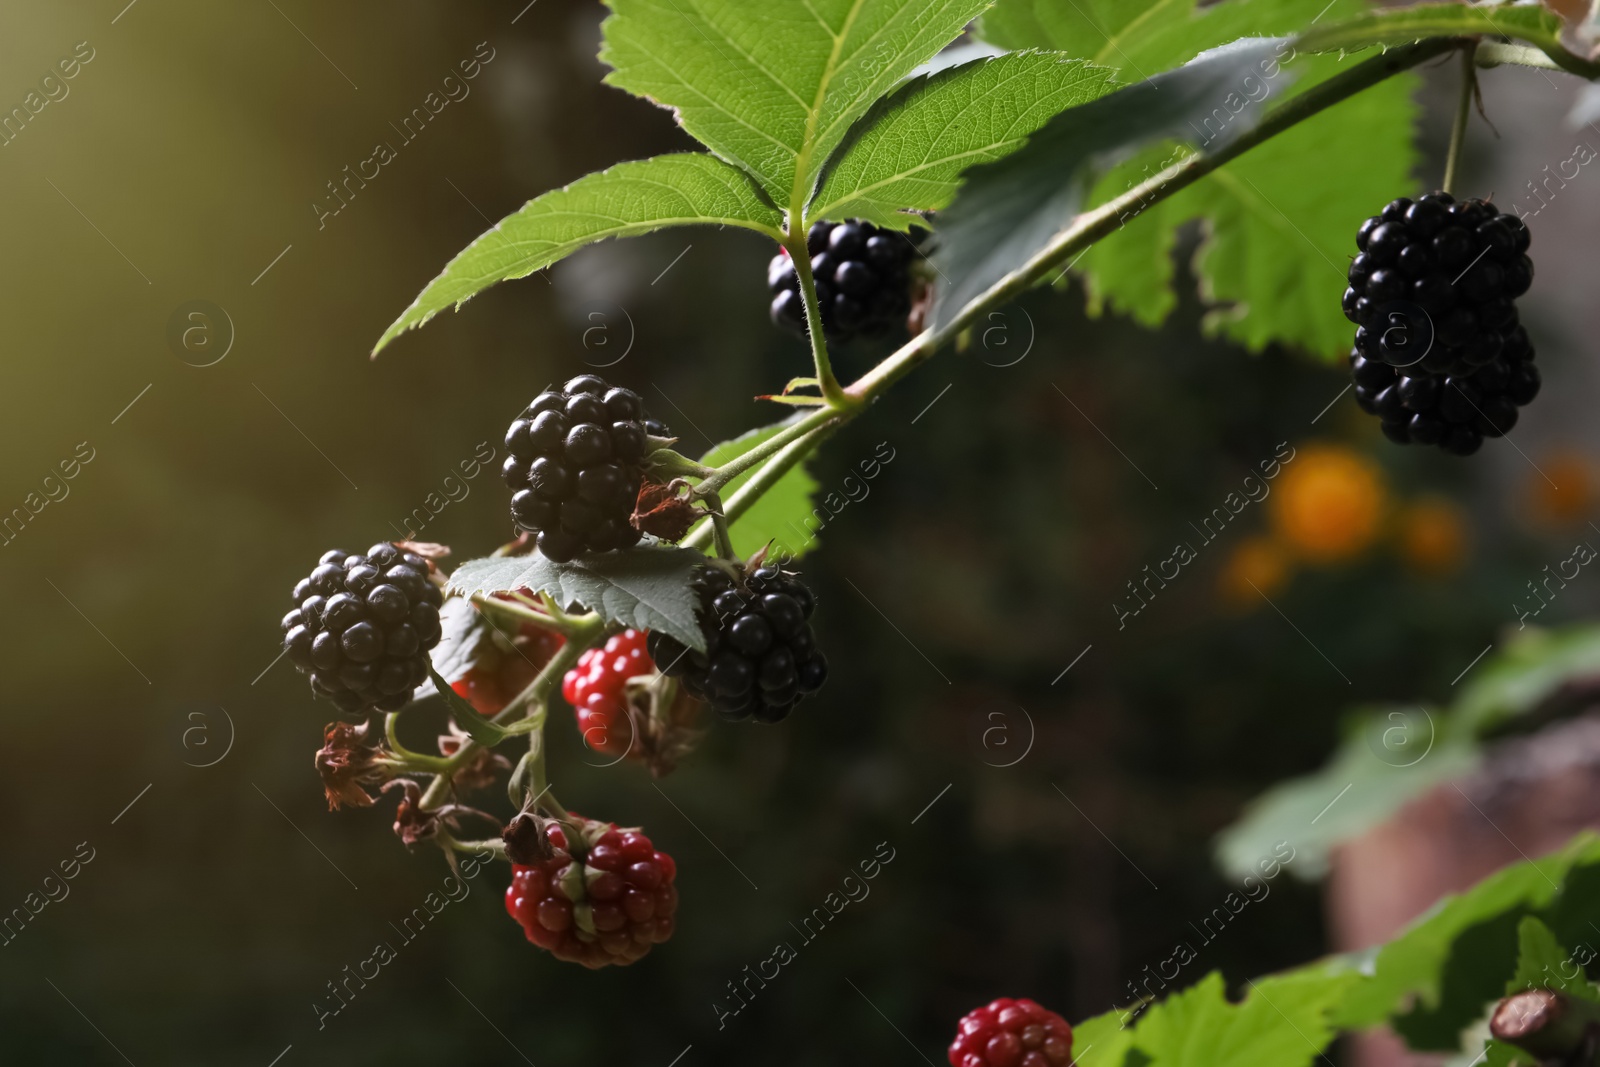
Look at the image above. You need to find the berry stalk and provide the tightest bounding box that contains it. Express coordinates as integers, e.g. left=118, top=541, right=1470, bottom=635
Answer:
left=782, top=229, right=852, bottom=411
left=419, top=614, right=606, bottom=812
left=1442, top=41, right=1478, bottom=197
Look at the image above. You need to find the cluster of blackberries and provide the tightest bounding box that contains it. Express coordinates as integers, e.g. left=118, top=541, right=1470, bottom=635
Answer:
left=1344, top=192, right=1538, bottom=455
left=502, top=375, right=666, bottom=562
left=283, top=544, right=444, bottom=713
left=768, top=220, right=920, bottom=344
left=646, top=564, right=827, bottom=723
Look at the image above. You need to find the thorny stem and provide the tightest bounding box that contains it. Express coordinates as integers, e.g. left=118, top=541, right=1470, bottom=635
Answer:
left=1443, top=41, right=1478, bottom=196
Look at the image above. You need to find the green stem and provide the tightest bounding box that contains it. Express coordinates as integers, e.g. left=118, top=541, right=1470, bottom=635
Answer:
left=696, top=405, right=837, bottom=496
left=1443, top=41, right=1477, bottom=196
left=384, top=712, right=454, bottom=772
left=419, top=614, right=604, bottom=812
left=846, top=37, right=1460, bottom=406
left=472, top=593, right=577, bottom=636
left=784, top=231, right=851, bottom=410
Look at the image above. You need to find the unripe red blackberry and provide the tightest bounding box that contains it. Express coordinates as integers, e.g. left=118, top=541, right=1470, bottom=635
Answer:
left=501, top=376, right=664, bottom=563
left=768, top=220, right=920, bottom=343
left=646, top=562, right=826, bottom=723
left=504, top=817, right=678, bottom=968
left=949, top=997, right=1074, bottom=1067
left=283, top=544, right=443, bottom=713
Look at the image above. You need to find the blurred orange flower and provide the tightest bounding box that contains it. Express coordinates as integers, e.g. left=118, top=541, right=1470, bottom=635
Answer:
left=1529, top=450, right=1595, bottom=527
left=1269, top=444, right=1388, bottom=563
left=1218, top=535, right=1293, bottom=609
left=1395, top=496, right=1470, bottom=576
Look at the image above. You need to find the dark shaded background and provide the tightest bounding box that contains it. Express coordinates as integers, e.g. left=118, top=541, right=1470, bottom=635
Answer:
left=2, top=2, right=1598, bottom=1063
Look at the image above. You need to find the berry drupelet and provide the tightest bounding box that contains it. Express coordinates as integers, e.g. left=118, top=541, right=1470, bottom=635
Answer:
left=646, top=563, right=827, bottom=723
left=283, top=543, right=444, bottom=713
left=502, top=375, right=664, bottom=563
left=768, top=220, right=919, bottom=344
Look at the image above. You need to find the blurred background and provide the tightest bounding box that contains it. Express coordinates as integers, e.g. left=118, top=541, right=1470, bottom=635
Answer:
left=2, top=1, right=1600, bottom=1063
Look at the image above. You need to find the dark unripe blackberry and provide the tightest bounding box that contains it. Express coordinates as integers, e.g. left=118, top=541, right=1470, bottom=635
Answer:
left=768, top=220, right=921, bottom=344
left=283, top=544, right=443, bottom=713
left=1344, top=191, right=1533, bottom=378
left=501, top=376, right=666, bottom=563
left=646, top=563, right=825, bottom=724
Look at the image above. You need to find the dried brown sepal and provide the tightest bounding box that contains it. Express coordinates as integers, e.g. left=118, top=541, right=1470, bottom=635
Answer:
left=395, top=541, right=451, bottom=561
left=631, top=479, right=700, bottom=542
left=502, top=810, right=556, bottom=865
left=314, top=720, right=394, bottom=810
left=438, top=727, right=512, bottom=793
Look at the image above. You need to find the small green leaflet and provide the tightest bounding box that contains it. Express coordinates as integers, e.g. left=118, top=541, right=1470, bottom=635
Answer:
left=599, top=0, right=990, bottom=212
left=698, top=419, right=821, bottom=560
left=811, top=51, right=1119, bottom=229
left=930, top=37, right=1293, bottom=331
left=1130, top=969, right=1356, bottom=1067
left=975, top=0, right=1419, bottom=360
left=446, top=545, right=708, bottom=651
left=1507, top=916, right=1600, bottom=1002
left=374, top=153, right=781, bottom=354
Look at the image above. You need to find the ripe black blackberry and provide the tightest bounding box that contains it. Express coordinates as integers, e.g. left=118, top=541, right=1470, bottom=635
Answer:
left=645, top=563, right=827, bottom=724
left=501, top=375, right=664, bottom=563
left=1350, top=340, right=1540, bottom=457
left=282, top=544, right=444, bottom=714
left=768, top=220, right=919, bottom=344
left=1344, top=191, right=1532, bottom=377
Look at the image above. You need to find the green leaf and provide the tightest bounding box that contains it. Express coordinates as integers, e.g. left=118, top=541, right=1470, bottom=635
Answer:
left=1130, top=968, right=1356, bottom=1067
left=446, top=545, right=708, bottom=651
left=1068, top=1007, right=1138, bottom=1067
left=1297, top=3, right=1600, bottom=80
left=1508, top=916, right=1600, bottom=1002
left=1453, top=625, right=1600, bottom=737
left=810, top=51, right=1119, bottom=228
left=930, top=36, right=1293, bottom=330
left=1213, top=708, right=1478, bottom=882
left=426, top=663, right=509, bottom=746
left=373, top=153, right=782, bottom=354
left=1334, top=833, right=1600, bottom=1038
left=697, top=419, right=821, bottom=560
left=429, top=595, right=508, bottom=685
left=598, top=0, right=990, bottom=211
left=975, top=0, right=1421, bottom=360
